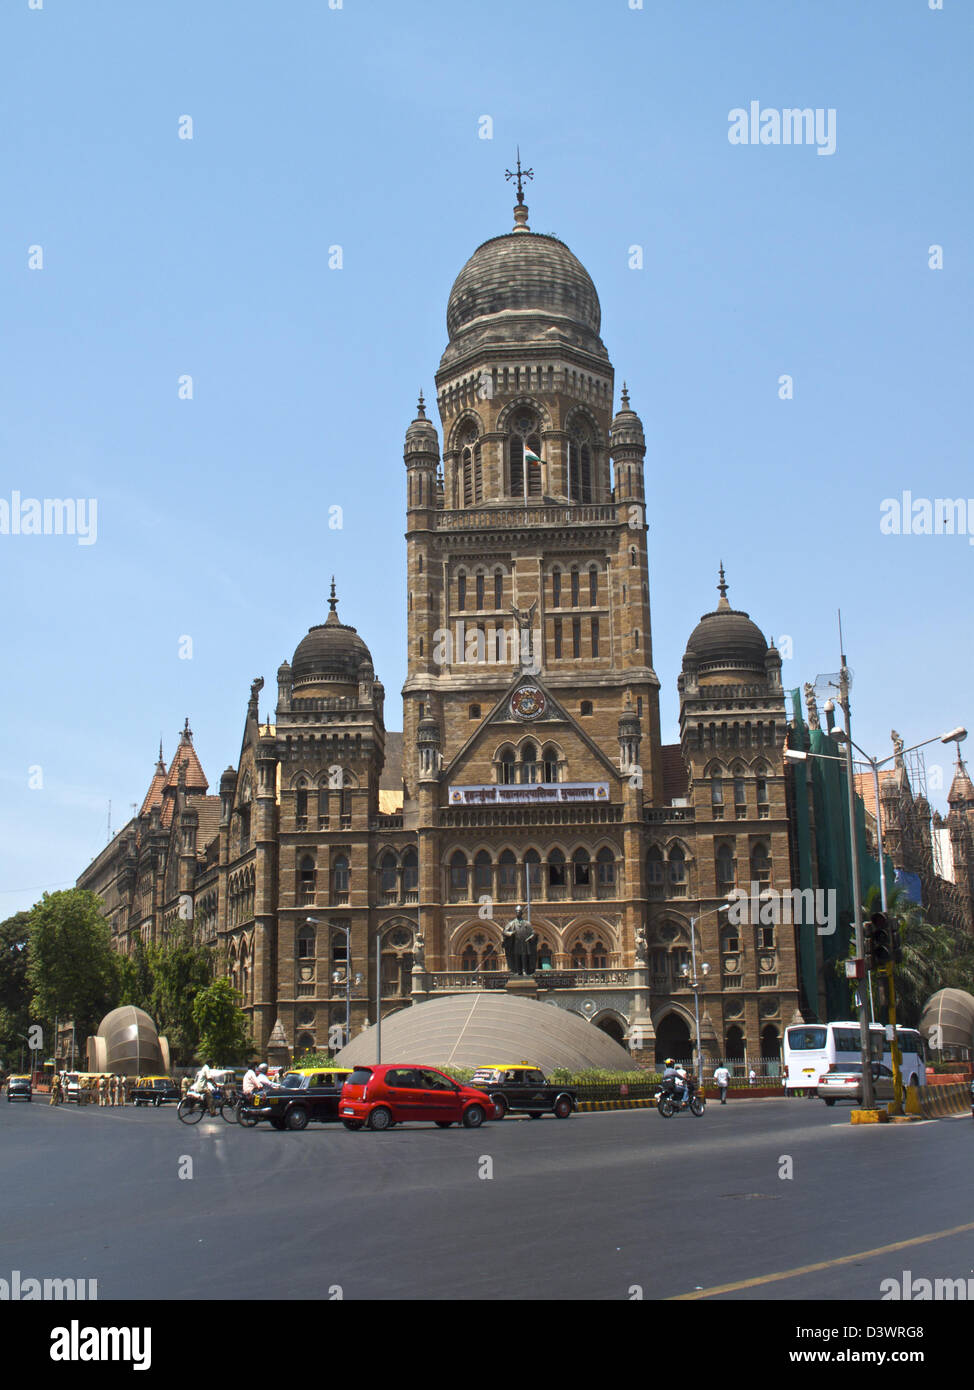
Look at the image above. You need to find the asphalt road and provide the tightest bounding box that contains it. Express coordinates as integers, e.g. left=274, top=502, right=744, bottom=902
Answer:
left=2, top=1097, right=972, bottom=1301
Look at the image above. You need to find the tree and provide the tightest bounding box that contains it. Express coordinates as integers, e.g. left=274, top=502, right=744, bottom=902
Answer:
left=116, top=935, right=152, bottom=1012
left=0, top=911, right=32, bottom=1070
left=191, top=978, right=252, bottom=1064
left=27, top=890, right=119, bottom=1053
left=146, top=929, right=213, bottom=1065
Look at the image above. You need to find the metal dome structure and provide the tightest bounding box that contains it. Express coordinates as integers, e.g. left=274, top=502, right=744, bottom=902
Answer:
left=86, top=1005, right=170, bottom=1076
left=333, top=991, right=635, bottom=1072
left=919, top=987, right=974, bottom=1059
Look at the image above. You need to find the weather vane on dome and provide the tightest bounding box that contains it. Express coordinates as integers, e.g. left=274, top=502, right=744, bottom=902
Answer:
left=505, top=147, right=533, bottom=206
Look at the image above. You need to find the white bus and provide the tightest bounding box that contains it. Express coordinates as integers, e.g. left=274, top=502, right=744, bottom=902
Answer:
left=784, top=1022, right=926, bottom=1094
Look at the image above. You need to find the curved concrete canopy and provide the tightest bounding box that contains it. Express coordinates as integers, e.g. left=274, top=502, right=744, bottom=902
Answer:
left=333, top=992, right=634, bottom=1072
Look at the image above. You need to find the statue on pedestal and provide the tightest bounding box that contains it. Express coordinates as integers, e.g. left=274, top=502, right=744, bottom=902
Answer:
left=502, top=906, right=538, bottom=976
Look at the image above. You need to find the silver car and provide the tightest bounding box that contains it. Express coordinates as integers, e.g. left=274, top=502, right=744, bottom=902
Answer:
left=817, top=1062, right=896, bottom=1106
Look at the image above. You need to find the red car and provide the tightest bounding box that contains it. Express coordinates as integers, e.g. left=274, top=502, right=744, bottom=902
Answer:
left=339, top=1064, right=493, bottom=1131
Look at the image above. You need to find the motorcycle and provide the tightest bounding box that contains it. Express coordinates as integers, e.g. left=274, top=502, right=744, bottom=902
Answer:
left=655, top=1073, right=706, bottom=1118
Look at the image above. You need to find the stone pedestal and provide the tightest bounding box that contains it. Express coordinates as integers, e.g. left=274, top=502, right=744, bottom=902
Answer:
left=505, top=975, right=539, bottom=999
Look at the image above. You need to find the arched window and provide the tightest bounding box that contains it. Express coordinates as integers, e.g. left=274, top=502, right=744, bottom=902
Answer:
left=460, top=430, right=483, bottom=507
left=457, top=571, right=466, bottom=611
left=508, top=409, right=542, bottom=498
left=570, top=567, right=580, bottom=607
left=751, top=843, right=772, bottom=886
left=716, top=844, right=735, bottom=888
left=332, top=855, right=350, bottom=899
left=498, top=850, right=517, bottom=900
left=476, top=571, right=485, bottom=609
left=498, top=747, right=517, bottom=784
left=461, top=944, right=478, bottom=971
left=295, top=785, right=308, bottom=829
left=494, top=569, right=503, bottom=609
left=524, top=848, right=542, bottom=891
left=548, top=848, right=566, bottom=893
left=668, top=846, right=686, bottom=884
left=298, top=855, right=316, bottom=906
left=646, top=846, right=664, bottom=885
left=589, top=565, right=598, bottom=606
left=734, top=774, right=747, bottom=811
left=297, top=922, right=315, bottom=959
left=552, top=568, right=561, bottom=607
left=573, top=848, right=591, bottom=891
left=541, top=744, right=559, bottom=783
left=580, top=700, right=593, bottom=716
left=568, top=428, right=593, bottom=502
left=450, top=851, right=469, bottom=897
left=596, top=846, right=616, bottom=886
left=474, top=851, right=492, bottom=895
left=380, top=852, right=397, bottom=896
left=521, top=742, right=539, bottom=784
left=711, top=775, right=724, bottom=816
left=402, top=848, right=418, bottom=894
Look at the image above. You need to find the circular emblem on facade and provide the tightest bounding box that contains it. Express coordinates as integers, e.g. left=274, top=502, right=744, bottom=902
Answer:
left=510, top=686, right=546, bottom=720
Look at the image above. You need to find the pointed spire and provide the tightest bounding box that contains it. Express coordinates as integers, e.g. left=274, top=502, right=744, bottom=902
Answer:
left=621, top=382, right=630, bottom=409
left=329, top=576, right=338, bottom=612
left=417, top=390, right=426, bottom=419
left=181, top=717, right=193, bottom=741
left=717, top=562, right=730, bottom=610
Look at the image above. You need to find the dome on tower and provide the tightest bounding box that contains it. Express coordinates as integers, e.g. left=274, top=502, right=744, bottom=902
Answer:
left=291, top=581, right=374, bottom=690
left=440, top=199, right=608, bottom=370
left=684, top=567, right=770, bottom=675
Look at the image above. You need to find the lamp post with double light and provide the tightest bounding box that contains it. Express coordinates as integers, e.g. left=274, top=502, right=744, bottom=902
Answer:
left=680, top=902, right=731, bottom=1087
left=306, top=916, right=360, bottom=1054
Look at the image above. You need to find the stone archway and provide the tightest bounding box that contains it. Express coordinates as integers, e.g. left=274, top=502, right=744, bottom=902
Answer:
left=654, top=1012, right=692, bottom=1067
left=594, top=1014, right=626, bottom=1045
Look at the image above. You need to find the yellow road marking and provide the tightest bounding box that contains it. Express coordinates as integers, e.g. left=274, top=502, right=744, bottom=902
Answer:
left=669, top=1220, right=974, bottom=1300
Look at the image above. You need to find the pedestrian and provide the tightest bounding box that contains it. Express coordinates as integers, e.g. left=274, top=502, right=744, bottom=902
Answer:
left=748, top=1067, right=756, bottom=1088
left=181, top=1074, right=190, bottom=1099
left=713, top=1063, right=730, bottom=1104
left=99, top=1074, right=108, bottom=1107
left=49, top=1074, right=61, bottom=1106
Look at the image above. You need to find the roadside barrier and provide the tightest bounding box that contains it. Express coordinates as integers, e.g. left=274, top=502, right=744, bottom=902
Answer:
left=576, top=1097, right=656, bottom=1112
left=913, top=1082, right=970, bottom=1119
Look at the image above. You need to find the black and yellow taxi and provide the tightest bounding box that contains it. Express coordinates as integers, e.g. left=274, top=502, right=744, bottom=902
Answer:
left=468, top=1062, right=578, bottom=1119
left=244, top=1067, right=352, bottom=1131
left=6, top=1074, right=32, bottom=1102
left=128, top=1076, right=181, bottom=1107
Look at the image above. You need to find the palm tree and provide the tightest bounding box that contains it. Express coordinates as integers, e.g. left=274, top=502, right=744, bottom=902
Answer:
left=863, top=886, right=968, bottom=1027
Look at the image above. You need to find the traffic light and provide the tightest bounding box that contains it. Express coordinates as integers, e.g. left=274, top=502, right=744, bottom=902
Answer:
left=890, top=919, right=903, bottom=965
left=871, top=912, right=892, bottom=967
left=862, top=918, right=875, bottom=972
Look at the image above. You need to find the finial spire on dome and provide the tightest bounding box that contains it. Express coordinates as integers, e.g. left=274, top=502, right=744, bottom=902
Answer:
left=328, top=576, right=338, bottom=614
left=621, top=382, right=630, bottom=409
left=417, top=390, right=426, bottom=418
left=505, top=146, right=533, bottom=232
left=717, top=562, right=730, bottom=610
left=182, top=717, right=193, bottom=741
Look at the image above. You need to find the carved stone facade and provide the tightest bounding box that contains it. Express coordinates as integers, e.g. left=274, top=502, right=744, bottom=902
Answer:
left=78, top=195, right=806, bottom=1067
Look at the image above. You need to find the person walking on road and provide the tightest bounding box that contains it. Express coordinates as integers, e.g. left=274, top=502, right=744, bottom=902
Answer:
left=713, top=1064, right=730, bottom=1104
left=49, top=1074, right=61, bottom=1106
left=748, top=1067, right=756, bottom=1088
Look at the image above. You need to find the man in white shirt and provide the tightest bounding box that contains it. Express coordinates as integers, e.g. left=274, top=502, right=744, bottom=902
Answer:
left=242, top=1065, right=260, bottom=1097
left=255, top=1063, right=275, bottom=1091
left=713, top=1064, right=730, bottom=1104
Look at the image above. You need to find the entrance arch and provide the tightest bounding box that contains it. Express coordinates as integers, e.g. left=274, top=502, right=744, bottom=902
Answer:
left=594, top=1014, right=626, bottom=1045
left=654, top=1012, right=692, bottom=1067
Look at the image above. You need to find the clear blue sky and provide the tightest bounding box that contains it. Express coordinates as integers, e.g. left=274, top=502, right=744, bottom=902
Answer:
left=1, top=0, right=971, bottom=916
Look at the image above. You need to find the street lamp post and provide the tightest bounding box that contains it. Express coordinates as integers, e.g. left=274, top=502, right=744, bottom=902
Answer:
left=307, top=916, right=353, bottom=1054
left=680, top=902, right=730, bottom=1087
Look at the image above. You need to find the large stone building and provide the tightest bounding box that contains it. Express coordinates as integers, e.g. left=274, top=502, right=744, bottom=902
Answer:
left=79, top=188, right=818, bottom=1068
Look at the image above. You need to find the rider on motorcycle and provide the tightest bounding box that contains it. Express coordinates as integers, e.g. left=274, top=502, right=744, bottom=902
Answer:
left=662, top=1058, right=690, bottom=1107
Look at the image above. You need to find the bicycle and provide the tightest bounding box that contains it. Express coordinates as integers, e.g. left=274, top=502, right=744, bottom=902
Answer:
left=176, top=1089, right=238, bottom=1125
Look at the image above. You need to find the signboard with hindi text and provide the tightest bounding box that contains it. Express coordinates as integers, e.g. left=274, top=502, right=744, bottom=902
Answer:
left=448, top=782, right=610, bottom=806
